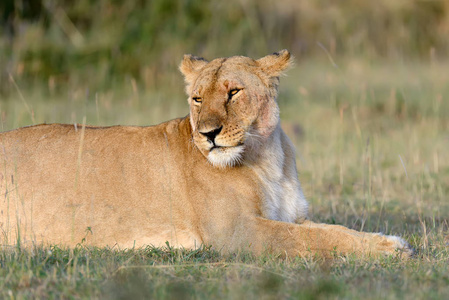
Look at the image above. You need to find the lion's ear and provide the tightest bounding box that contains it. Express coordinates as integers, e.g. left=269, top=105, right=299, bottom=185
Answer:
left=257, top=50, right=293, bottom=77
left=179, top=54, right=209, bottom=88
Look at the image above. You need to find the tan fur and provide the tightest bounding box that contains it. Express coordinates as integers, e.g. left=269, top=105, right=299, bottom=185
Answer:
left=0, top=51, right=412, bottom=258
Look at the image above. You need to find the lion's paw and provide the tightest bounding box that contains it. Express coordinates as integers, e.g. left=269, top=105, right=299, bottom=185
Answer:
left=372, top=233, right=414, bottom=258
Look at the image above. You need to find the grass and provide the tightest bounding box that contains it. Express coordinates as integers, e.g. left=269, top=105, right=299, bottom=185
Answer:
left=1, top=57, right=448, bottom=299
left=2, top=243, right=447, bottom=299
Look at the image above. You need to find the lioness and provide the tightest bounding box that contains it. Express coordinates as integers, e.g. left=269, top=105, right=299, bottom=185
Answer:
left=0, top=50, right=412, bottom=257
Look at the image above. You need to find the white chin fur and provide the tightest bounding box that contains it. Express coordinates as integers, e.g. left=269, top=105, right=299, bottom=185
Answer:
left=207, top=146, right=244, bottom=168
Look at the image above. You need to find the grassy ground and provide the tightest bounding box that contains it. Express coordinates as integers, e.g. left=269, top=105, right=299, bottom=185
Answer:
left=1, top=58, right=448, bottom=299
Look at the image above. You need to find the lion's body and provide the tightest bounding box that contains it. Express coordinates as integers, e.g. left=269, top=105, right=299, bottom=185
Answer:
left=0, top=51, right=412, bottom=257
left=0, top=119, right=302, bottom=249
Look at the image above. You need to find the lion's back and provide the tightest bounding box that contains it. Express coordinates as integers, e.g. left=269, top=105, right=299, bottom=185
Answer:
left=0, top=118, right=200, bottom=247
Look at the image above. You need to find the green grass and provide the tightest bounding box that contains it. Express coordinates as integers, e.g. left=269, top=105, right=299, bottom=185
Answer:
left=1, top=58, right=448, bottom=299
left=1, top=243, right=448, bottom=299
left=2, top=243, right=448, bottom=299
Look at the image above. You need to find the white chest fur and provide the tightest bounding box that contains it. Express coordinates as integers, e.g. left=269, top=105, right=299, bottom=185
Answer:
left=247, top=125, right=309, bottom=223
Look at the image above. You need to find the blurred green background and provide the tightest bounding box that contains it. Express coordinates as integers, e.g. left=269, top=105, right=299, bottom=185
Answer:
left=1, top=0, right=449, bottom=97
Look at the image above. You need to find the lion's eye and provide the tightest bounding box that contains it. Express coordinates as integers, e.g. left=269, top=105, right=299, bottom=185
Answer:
left=192, top=97, right=202, bottom=103
left=228, top=88, right=241, bottom=99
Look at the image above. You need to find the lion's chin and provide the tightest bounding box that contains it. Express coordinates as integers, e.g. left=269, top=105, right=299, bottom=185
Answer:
left=207, top=145, right=244, bottom=168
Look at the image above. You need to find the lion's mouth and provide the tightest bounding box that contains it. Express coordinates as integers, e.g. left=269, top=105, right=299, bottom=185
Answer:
left=207, top=144, right=245, bottom=168
left=209, top=145, right=229, bottom=153
left=209, top=143, right=244, bottom=152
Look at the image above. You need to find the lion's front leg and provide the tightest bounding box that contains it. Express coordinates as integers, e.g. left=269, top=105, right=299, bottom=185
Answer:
left=297, top=220, right=413, bottom=258
left=250, top=218, right=413, bottom=258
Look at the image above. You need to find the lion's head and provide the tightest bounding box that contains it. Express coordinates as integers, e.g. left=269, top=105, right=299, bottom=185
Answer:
left=180, top=50, right=292, bottom=168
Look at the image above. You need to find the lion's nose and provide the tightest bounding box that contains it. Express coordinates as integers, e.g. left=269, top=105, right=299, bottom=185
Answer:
left=199, top=126, right=223, bottom=143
